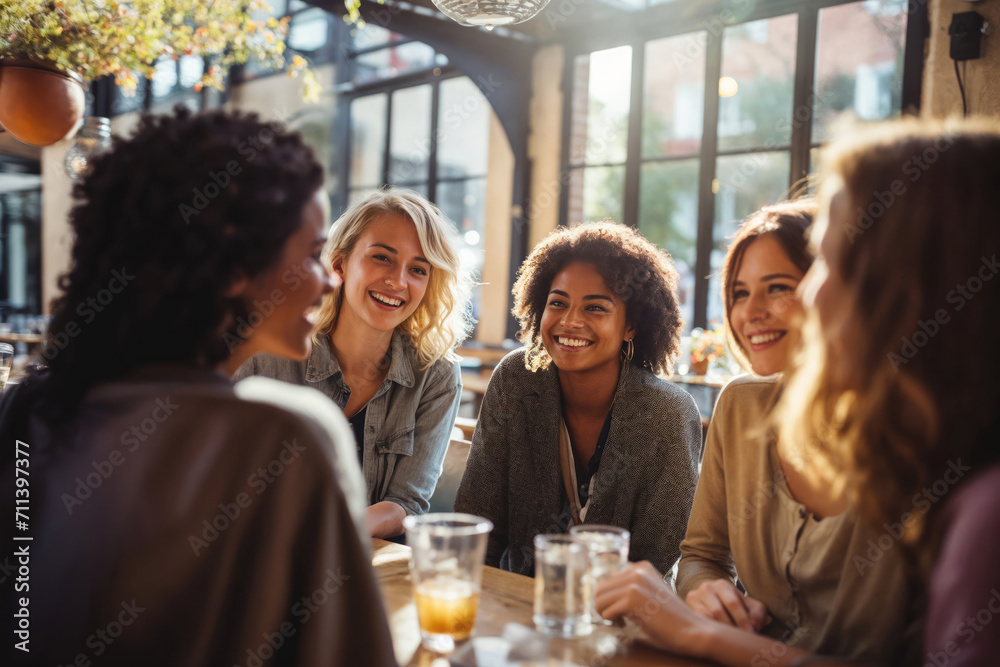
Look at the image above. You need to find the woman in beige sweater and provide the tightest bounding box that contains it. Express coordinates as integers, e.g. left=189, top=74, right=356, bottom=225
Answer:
left=594, top=200, right=919, bottom=663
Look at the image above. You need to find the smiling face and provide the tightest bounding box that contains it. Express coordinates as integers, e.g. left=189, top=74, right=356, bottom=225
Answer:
left=540, top=262, right=635, bottom=374
left=729, top=234, right=806, bottom=376
left=241, top=189, right=334, bottom=361
left=333, top=213, right=430, bottom=335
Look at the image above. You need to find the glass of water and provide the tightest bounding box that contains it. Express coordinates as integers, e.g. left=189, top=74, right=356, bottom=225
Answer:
left=0, top=343, right=13, bottom=392
left=533, top=534, right=592, bottom=637
left=569, top=524, right=630, bottom=624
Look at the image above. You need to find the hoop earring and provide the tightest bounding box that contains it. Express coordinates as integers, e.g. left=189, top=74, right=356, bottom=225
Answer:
left=622, top=338, right=634, bottom=363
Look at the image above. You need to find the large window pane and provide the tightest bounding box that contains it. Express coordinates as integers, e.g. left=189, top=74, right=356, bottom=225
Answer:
left=569, top=46, right=632, bottom=166
left=149, top=56, right=201, bottom=113
left=438, top=178, right=487, bottom=325
left=152, top=57, right=178, bottom=98
left=351, top=24, right=404, bottom=52
left=349, top=183, right=427, bottom=208
left=353, top=41, right=436, bottom=84
left=643, top=33, right=706, bottom=158
left=567, top=166, right=626, bottom=223
left=178, top=56, right=204, bottom=89
left=294, top=104, right=339, bottom=195
left=348, top=188, right=377, bottom=209
left=350, top=94, right=387, bottom=188
left=288, top=8, right=330, bottom=55
left=438, top=78, right=490, bottom=179
left=438, top=178, right=486, bottom=277
left=813, top=0, right=907, bottom=142
left=397, top=183, right=429, bottom=198
left=114, top=80, right=147, bottom=114
left=718, top=15, right=798, bottom=151
left=708, top=151, right=791, bottom=324
left=389, top=85, right=432, bottom=184
left=594, top=0, right=647, bottom=9
left=638, top=159, right=700, bottom=329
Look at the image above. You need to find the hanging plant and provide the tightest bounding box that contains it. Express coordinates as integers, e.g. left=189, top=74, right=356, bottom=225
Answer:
left=0, top=1, right=320, bottom=101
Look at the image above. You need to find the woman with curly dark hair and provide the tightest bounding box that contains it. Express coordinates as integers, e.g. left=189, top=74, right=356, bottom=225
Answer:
left=455, top=221, right=701, bottom=577
left=0, top=109, right=395, bottom=667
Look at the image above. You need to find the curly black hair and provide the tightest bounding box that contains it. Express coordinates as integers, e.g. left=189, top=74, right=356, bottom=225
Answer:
left=31, top=106, right=323, bottom=422
left=512, top=221, right=683, bottom=375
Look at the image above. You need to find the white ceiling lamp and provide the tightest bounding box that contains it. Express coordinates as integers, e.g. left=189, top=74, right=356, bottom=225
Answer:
left=430, top=0, right=552, bottom=29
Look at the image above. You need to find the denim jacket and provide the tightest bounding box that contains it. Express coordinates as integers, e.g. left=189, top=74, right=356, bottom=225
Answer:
left=234, top=331, right=462, bottom=516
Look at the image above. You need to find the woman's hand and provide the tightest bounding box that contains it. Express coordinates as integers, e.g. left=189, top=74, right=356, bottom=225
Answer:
left=596, top=562, right=810, bottom=667
left=366, top=501, right=407, bottom=538
left=685, top=578, right=771, bottom=632
left=594, top=561, right=712, bottom=656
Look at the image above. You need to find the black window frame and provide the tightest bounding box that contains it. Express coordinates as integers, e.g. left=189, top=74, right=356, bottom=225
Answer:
left=334, top=19, right=488, bottom=211
left=558, top=0, right=926, bottom=330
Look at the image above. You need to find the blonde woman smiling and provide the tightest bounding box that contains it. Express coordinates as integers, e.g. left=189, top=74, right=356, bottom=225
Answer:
left=237, top=189, right=474, bottom=538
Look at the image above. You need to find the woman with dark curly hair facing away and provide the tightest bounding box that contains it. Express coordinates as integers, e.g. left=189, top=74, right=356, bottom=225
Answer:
left=234, top=189, right=474, bottom=540
left=0, top=109, right=395, bottom=667
left=595, top=201, right=919, bottom=664
left=455, top=221, right=701, bottom=577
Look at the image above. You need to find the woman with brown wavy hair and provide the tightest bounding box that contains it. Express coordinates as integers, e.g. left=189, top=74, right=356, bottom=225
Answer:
left=679, top=198, right=914, bottom=658
left=595, top=118, right=1000, bottom=665
left=600, top=200, right=918, bottom=664
left=776, top=117, right=1000, bottom=664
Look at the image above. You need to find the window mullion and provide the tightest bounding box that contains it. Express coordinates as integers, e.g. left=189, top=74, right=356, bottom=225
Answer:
left=558, top=49, right=578, bottom=228
left=334, top=20, right=352, bottom=208
left=622, top=42, right=644, bottom=228
left=382, top=92, right=393, bottom=186
left=790, top=7, right=818, bottom=188
left=693, top=29, right=724, bottom=331
left=901, top=0, right=928, bottom=112
left=429, top=78, right=441, bottom=202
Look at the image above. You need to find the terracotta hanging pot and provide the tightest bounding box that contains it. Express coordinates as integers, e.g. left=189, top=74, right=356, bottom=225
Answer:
left=0, top=59, right=87, bottom=147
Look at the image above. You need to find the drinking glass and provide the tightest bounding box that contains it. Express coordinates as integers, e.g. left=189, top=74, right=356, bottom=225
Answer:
left=404, top=513, right=493, bottom=653
left=533, top=534, right=593, bottom=637
left=0, top=343, right=13, bottom=392
left=569, top=524, right=630, bottom=624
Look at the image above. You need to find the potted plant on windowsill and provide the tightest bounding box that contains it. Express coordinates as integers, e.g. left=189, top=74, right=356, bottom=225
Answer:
left=690, top=326, right=727, bottom=376
left=0, top=0, right=319, bottom=147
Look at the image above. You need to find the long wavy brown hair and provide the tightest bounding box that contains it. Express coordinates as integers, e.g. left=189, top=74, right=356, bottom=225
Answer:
left=774, top=117, right=1000, bottom=570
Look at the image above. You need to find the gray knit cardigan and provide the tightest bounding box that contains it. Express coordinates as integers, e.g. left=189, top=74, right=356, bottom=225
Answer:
left=455, top=349, right=702, bottom=577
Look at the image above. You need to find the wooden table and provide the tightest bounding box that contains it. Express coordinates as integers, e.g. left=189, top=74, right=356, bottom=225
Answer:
left=372, top=539, right=711, bottom=667
left=0, top=332, right=44, bottom=345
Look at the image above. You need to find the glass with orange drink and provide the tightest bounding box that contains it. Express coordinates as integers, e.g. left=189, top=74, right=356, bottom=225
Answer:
left=403, top=513, right=493, bottom=652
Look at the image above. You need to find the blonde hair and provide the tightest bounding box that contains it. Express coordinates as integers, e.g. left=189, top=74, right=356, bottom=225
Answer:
left=773, top=117, right=1000, bottom=557
left=314, top=189, right=475, bottom=368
